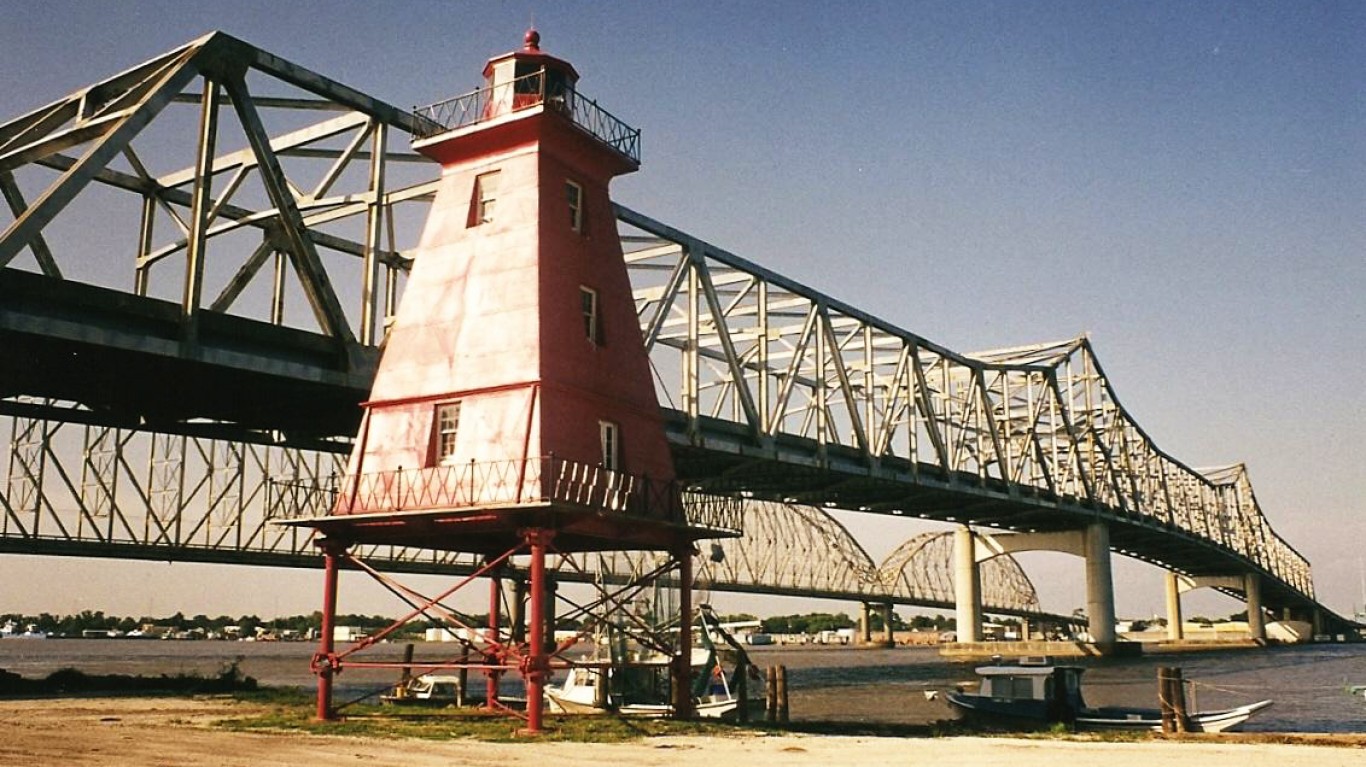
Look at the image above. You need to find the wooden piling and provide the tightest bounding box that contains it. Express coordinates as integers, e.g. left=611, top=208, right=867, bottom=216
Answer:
left=1170, top=667, right=1190, bottom=733
left=1158, top=666, right=1175, bottom=733
left=400, top=643, right=415, bottom=683
left=457, top=643, right=469, bottom=707
left=776, top=664, right=789, bottom=724
left=765, top=665, right=778, bottom=722
left=736, top=659, right=749, bottom=723
left=1158, top=666, right=1190, bottom=733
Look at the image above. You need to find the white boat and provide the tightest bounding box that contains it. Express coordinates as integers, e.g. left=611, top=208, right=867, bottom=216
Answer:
left=0, top=621, right=47, bottom=639
left=546, top=647, right=744, bottom=718
left=546, top=607, right=759, bottom=719
left=381, top=673, right=465, bottom=706
left=946, top=659, right=1271, bottom=733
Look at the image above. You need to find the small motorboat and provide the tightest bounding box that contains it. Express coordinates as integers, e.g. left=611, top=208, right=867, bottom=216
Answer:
left=946, top=659, right=1271, bottom=733
left=546, top=606, right=761, bottom=719
left=381, top=673, right=465, bottom=706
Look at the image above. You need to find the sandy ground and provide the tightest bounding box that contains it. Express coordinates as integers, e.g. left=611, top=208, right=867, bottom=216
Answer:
left=0, top=697, right=1362, bottom=767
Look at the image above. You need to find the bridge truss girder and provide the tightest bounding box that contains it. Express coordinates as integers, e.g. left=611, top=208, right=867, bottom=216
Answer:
left=617, top=206, right=1314, bottom=606
left=0, top=32, right=439, bottom=441
left=0, top=406, right=1046, bottom=617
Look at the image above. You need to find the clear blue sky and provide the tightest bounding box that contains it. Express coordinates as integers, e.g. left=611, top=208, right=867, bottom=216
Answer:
left=1, top=2, right=1362, bottom=620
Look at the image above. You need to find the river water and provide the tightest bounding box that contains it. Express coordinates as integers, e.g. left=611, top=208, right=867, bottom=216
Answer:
left=2, top=639, right=1362, bottom=732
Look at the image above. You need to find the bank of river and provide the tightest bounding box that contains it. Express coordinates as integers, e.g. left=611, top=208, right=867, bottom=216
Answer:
left=2, top=638, right=1362, bottom=732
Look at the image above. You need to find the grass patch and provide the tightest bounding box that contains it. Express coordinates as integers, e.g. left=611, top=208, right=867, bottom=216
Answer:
left=0, top=660, right=257, bottom=697
left=218, top=699, right=749, bottom=743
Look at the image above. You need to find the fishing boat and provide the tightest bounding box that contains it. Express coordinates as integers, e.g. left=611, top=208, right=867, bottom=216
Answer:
left=946, top=659, right=1272, bottom=732
left=546, top=606, right=760, bottom=719
left=381, top=673, right=465, bottom=706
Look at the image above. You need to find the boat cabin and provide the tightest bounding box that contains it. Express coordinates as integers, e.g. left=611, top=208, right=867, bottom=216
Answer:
left=976, top=664, right=1084, bottom=703
left=960, top=661, right=1088, bottom=723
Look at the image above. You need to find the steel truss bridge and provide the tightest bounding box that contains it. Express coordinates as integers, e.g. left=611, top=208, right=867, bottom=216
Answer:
left=0, top=32, right=1347, bottom=631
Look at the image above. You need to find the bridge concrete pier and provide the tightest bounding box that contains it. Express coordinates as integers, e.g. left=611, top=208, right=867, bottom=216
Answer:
left=1165, top=570, right=1184, bottom=641
left=881, top=603, right=895, bottom=645
left=954, top=525, right=983, bottom=642
left=1245, top=573, right=1265, bottom=641
left=1084, top=521, right=1117, bottom=648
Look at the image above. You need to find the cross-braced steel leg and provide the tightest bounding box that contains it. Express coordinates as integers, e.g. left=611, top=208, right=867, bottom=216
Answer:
left=521, top=528, right=554, bottom=734
left=313, top=537, right=347, bottom=720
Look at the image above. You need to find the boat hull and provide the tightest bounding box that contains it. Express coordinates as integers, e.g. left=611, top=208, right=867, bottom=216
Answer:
left=948, top=692, right=1272, bottom=733
left=1077, top=700, right=1273, bottom=733
left=546, top=690, right=744, bottom=719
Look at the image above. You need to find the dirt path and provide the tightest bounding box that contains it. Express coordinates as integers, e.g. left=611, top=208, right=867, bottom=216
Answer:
left=0, top=697, right=1361, bottom=767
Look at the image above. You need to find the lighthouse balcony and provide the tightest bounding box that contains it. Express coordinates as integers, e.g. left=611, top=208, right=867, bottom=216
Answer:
left=267, top=456, right=742, bottom=537
left=413, top=71, right=640, bottom=163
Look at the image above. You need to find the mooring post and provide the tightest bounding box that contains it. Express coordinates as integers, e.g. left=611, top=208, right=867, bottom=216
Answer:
left=509, top=577, right=527, bottom=644
left=776, top=664, right=789, bottom=723
left=457, top=643, right=469, bottom=707
left=1158, top=666, right=1174, bottom=732
left=736, top=656, right=749, bottom=723
left=399, top=643, right=415, bottom=688
left=671, top=544, right=696, bottom=719
left=765, top=665, right=778, bottom=722
left=1171, top=667, right=1190, bottom=733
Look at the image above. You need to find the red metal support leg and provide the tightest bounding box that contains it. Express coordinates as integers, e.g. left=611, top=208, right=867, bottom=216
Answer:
left=485, top=563, right=502, bottom=711
left=522, top=528, right=554, bottom=734
left=314, top=538, right=344, bottom=721
left=672, top=544, right=695, bottom=720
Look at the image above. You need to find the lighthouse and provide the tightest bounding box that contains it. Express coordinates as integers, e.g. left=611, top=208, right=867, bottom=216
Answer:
left=331, top=29, right=679, bottom=536
left=288, top=31, right=737, bottom=730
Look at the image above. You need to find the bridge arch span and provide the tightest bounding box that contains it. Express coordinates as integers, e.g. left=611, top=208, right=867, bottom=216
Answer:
left=694, top=501, right=880, bottom=597
left=878, top=531, right=1041, bottom=614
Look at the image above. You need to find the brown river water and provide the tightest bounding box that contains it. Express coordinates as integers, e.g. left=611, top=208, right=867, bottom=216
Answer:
left=2, top=639, right=1362, bottom=732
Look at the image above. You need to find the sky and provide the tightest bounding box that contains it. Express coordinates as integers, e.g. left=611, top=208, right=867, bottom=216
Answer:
left=0, top=2, right=1362, bottom=623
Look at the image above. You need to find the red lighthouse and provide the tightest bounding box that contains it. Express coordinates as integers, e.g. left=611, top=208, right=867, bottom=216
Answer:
left=289, top=31, right=738, bottom=731
left=334, top=29, right=677, bottom=532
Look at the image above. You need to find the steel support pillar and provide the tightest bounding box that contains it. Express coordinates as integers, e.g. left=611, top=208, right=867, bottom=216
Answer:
left=313, top=539, right=344, bottom=721
left=1165, top=571, right=1184, bottom=641
left=522, top=529, right=553, bottom=733
left=671, top=545, right=695, bottom=719
left=1245, top=573, right=1265, bottom=641
left=542, top=575, right=558, bottom=654
left=1084, top=521, right=1117, bottom=647
left=954, top=525, right=982, bottom=642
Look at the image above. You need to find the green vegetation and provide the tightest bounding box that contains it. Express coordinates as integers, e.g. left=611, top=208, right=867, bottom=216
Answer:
left=0, top=660, right=258, bottom=696
left=758, top=611, right=967, bottom=634
left=1, top=610, right=519, bottom=640
left=220, top=693, right=736, bottom=742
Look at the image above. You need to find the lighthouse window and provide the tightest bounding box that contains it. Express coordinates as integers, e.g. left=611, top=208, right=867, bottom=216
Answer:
left=599, top=420, right=620, bottom=471
left=474, top=171, right=499, bottom=225
left=435, top=401, right=462, bottom=464
left=580, top=286, right=600, bottom=344
left=566, top=180, right=583, bottom=232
